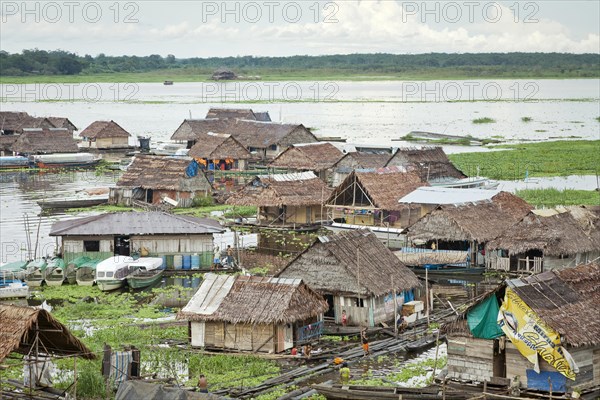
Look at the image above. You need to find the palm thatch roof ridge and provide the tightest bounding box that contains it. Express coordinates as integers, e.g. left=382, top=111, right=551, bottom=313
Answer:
left=0, top=304, right=95, bottom=362
left=386, top=146, right=466, bottom=180
left=188, top=132, right=251, bottom=160
left=177, top=273, right=329, bottom=324
left=269, top=143, right=344, bottom=170
left=278, top=229, right=421, bottom=296
left=79, top=120, right=130, bottom=138
left=226, top=172, right=332, bottom=207
left=116, top=155, right=212, bottom=191
left=12, top=128, right=79, bottom=154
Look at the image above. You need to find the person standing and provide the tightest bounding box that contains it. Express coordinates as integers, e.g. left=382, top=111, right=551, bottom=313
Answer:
left=197, top=374, right=208, bottom=393
left=341, top=310, right=348, bottom=327
left=212, top=246, right=220, bottom=270
left=226, top=245, right=234, bottom=266
left=361, top=328, right=369, bottom=356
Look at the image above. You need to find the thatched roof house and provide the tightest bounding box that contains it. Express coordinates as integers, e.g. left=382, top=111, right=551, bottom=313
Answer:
left=278, top=229, right=421, bottom=327
left=110, top=155, right=212, bottom=207
left=0, top=112, right=55, bottom=135
left=226, top=172, right=331, bottom=225
left=188, top=132, right=251, bottom=170
left=443, top=263, right=600, bottom=392
left=269, top=143, right=345, bottom=179
left=171, top=119, right=317, bottom=161
left=326, top=168, right=428, bottom=228
left=177, top=273, right=328, bottom=352
left=47, top=117, right=77, bottom=132
left=12, top=128, right=79, bottom=154
left=486, top=207, right=599, bottom=272
left=79, top=120, right=131, bottom=149
left=0, top=304, right=94, bottom=362
left=385, top=146, right=466, bottom=181
left=205, top=108, right=271, bottom=121
left=330, top=151, right=395, bottom=186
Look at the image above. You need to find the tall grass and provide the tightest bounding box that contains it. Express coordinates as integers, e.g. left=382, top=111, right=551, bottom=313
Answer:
left=516, top=189, right=599, bottom=207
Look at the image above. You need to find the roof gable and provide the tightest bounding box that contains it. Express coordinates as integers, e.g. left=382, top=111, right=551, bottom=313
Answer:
left=188, top=132, right=251, bottom=160
left=80, top=120, right=130, bottom=138
left=13, top=128, right=78, bottom=154
left=270, top=143, right=344, bottom=170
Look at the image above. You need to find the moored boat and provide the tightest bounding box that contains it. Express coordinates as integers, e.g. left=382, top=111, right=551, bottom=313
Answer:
left=0, top=273, right=29, bottom=299
left=312, top=383, right=467, bottom=400
left=0, top=156, right=31, bottom=169
left=66, top=256, right=91, bottom=284
left=31, top=153, right=100, bottom=169
left=95, top=256, right=135, bottom=291
left=126, top=257, right=165, bottom=289
left=75, top=259, right=101, bottom=286
left=0, top=260, right=30, bottom=280
left=45, top=258, right=66, bottom=286
left=24, top=258, right=48, bottom=287
left=38, top=197, right=108, bottom=210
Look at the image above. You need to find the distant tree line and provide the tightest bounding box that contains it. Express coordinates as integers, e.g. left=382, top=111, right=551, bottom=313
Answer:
left=1, top=49, right=598, bottom=76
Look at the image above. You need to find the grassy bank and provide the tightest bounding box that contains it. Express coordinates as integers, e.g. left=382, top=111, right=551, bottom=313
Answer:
left=516, top=188, right=599, bottom=207
left=449, top=140, right=600, bottom=180
left=2, top=66, right=600, bottom=84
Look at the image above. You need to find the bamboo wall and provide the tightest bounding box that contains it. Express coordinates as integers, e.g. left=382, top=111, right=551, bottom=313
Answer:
left=197, top=321, right=294, bottom=353
left=95, top=137, right=129, bottom=149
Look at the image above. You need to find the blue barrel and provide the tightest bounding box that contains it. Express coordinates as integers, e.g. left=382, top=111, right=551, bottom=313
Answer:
left=173, top=255, right=183, bottom=270
left=182, top=255, right=192, bottom=270
left=166, top=255, right=174, bottom=268
left=191, top=254, right=200, bottom=270
left=161, top=255, right=167, bottom=269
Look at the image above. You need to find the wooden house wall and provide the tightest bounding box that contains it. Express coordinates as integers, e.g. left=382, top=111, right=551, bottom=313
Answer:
left=150, top=189, right=209, bottom=208
left=199, top=321, right=292, bottom=353
left=334, top=295, right=371, bottom=327
left=259, top=205, right=326, bottom=225
left=62, top=236, right=113, bottom=264
left=446, top=335, right=495, bottom=382
left=543, top=252, right=598, bottom=271
left=109, top=187, right=135, bottom=206
left=95, top=137, right=129, bottom=149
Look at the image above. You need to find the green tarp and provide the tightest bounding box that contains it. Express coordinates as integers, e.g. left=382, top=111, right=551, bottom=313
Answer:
left=467, top=294, right=504, bottom=339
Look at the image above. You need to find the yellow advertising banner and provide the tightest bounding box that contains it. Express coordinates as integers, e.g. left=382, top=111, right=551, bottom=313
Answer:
left=497, top=288, right=578, bottom=380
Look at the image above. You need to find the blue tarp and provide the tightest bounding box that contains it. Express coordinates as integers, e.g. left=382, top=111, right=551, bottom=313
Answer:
left=404, top=290, right=414, bottom=302
left=526, top=370, right=567, bottom=392
left=186, top=159, right=199, bottom=177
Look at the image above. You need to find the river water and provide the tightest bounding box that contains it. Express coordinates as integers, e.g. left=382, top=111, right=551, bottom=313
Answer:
left=1, top=79, right=598, bottom=263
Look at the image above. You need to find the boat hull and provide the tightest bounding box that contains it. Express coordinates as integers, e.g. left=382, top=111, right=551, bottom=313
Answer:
left=127, top=270, right=164, bottom=289
left=0, top=283, right=29, bottom=299
left=26, top=277, right=44, bottom=287
left=97, top=280, right=124, bottom=291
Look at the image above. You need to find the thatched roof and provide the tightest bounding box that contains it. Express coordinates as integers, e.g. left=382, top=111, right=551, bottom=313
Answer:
left=226, top=172, right=332, bottom=207
left=269, top=143, right=344, bottom=171
left=188, top=132, right=251, bottom=160
left=171, top=119, right=317, bottom=149
left=327, top=168, right=428, bottom=212
left=50, top=211, right=223, bottom=236
left=116, top=155, right=212, bottom=191
left=47, top=117, right=77, bottom=131
left=0, top=304, right=95, bottom=362
left=386, top=147, right=466, bottom=180
left=177, top=273, right=328, bottom=324
left=205, top=108, right=270, bottom=121
left=487, top=208, right=597, bottom=256
left=0, top=112, right=56, bottom=134
left=508, top=263, right=600, bottom=347
left=333, top=152, right=393, bottom=171
left=407, top=191, right=532, bottom=242
left=12, top=128, right=79, bottom=154
left=79, top=120, right=130, bottom=138
left=278, top=229, right=421, bottom=296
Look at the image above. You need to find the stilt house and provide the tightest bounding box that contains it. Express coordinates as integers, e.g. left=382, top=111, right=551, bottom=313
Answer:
left=177, top=273, right=329, bottom=352
left=277, top=229, right=421, bottom=327
left=269, top=143, right=345, bottom=182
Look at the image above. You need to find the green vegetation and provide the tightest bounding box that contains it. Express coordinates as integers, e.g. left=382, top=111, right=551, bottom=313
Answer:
left=521, top=117, right=533, bottom=122
left=449, top=140, right=600, bottom=180
left=472, top=117, right=496, bottom=124
left=2, top=50, right=599, bottom=82
left=352, top=356, right=448, bottom=387
left=516, top=189, right=599, bottom=207
left=174, top=204, right=257, bottom=219
left=401, top=133, right=502, bottom=146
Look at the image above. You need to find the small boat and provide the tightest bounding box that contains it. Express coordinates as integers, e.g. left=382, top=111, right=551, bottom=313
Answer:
left=313, top=383, right=466, bottom=400
left=126, top=257, right=165, bottom=289
left=0, top=156, right=31, bottom=169
left=76, top=259, right=101, bottom=286
left=24, top=259, right=48, bottom=287
left=163, top=80, right=174, bottom=85
left=66, top=256, right=91, bottom=284
left=31, top=153, right=101, bottom=169
left=0, top=273, right=29, bottom=299
left=95, top=256, right=135, bottom=291
left=406, top=334, right=443, bottom=352
left=38, top=197, right=108, bottom=210
left=0, top=260, right=30, bottom=280
left=44, top=258, right=66, bottom=286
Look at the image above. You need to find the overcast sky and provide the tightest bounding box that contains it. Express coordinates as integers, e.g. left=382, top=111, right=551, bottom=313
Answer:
left=1, top=1, right=598, bottom=57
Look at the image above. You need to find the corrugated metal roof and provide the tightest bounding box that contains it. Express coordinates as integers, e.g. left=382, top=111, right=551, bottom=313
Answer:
left=398, top=187, right=500, bottom=205
left=257, top=171, right=316, bottom=182
left=49, top=212, right=224, bottom=236
left=181, top=274, right=236, bottom=315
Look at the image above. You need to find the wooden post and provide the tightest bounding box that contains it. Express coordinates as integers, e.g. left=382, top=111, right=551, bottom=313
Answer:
left=425, top=267, right=430, bottom=326
left=393, top=276, right=398, bottom=338
left=431, top=328, right=441, bottom=382
left=74, top=356, right=77, bottom=400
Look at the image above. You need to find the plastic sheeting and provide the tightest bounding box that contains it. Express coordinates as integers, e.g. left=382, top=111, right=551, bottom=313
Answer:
left=115, top=381, right=225, bottom=400
left=467, top=294, right=503, bottom=339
